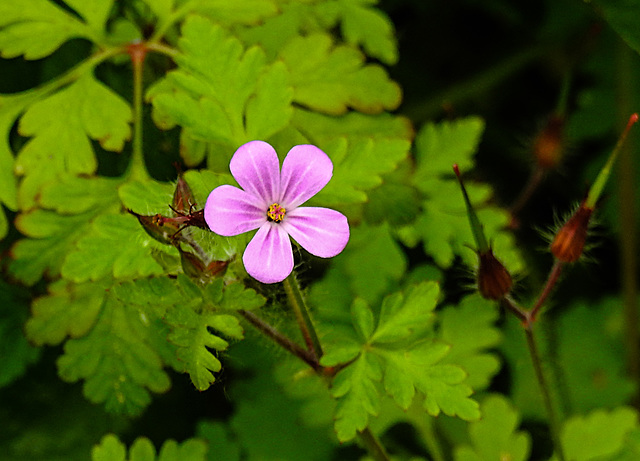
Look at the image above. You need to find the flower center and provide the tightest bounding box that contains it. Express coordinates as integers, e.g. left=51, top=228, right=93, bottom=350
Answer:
left=267, top=203, right=286, bottom=222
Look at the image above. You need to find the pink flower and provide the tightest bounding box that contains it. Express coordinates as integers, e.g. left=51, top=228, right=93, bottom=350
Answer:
left=205, top=140, right=350, bottom=283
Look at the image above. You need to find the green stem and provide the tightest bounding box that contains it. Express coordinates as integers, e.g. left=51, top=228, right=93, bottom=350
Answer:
left=283, top=274, right=323, bottom=359
left=524, top=325, right=565, bottom=461
left=149, top=0, right=199, bottom=44
left=357, top=427, right=391, bottom=461
left=616, top=39, right=640, bottom=406
left=411, top=409, right=446, bottom=461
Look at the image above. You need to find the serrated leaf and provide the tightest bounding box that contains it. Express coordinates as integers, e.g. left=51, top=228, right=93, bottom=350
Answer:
left=318, top=137, right=411, bottom=205
left=438, top=294, right=502, bottom=389
left=26, top=279, right=107, bottom=346
left=454, top=395, right=531, bottom=461
left=280, top=33, right=401, bottom=115
left=57, top=295, right=171, bottom=416
left=315, top=0, right=398, bottom=64
left=561, top=407, right=638, bottom=461
left=61, top=213, right=169, bottom=283
left=166, top=306, right=243, bottom=391
left=92, top=434, right=207, bottom=461
left=372, top=281, right=439, bottom=343
left=325, top=284, right=480, bottom=441
left=149, top=16, right=292, bottom=147
left=118, top=179, right=175, bottom=215
left=15, top=73, right=131, bottom=209
left=331, top=351, right=382, bottom=441
left=0, top=0, right=108, bottom=59
left=406, top=117, right=522, bottom=270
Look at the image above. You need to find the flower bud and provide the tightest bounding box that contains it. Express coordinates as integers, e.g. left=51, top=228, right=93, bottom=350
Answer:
left=128, top=209, right=180, bottom=245
left=533, top=115, right=565, bottom=170
left=172, top=169, right=196, bottom=214
left=477, top=249, right=513, bottom=300
left=550, top=203, right=592, bottom=263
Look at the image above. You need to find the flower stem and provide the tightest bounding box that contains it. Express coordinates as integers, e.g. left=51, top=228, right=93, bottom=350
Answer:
left=529, top=260, right=564, bottom=325
left=238, top=310, right=320, bottom=371
left=357, top=427, right=391, bottom=461
left=283, top=274, right=323, bottom=359
left=524, top=324, right=565, bottom=461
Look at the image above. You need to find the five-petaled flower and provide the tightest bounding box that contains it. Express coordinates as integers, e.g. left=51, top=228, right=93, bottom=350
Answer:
left=204, top=140, right=350, bottom=283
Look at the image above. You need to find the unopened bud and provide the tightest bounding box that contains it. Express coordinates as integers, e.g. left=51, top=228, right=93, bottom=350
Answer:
left=128, top=209, right=180, bottom=245
left=176, top=244, right=228, bottom=281
left=477, top=249, right=513, bottom=300
left=172, top=167, right=196, bottom=214
left=533, top=115, right=565, bottom=170
left=550, top=203, right=592, bottom=263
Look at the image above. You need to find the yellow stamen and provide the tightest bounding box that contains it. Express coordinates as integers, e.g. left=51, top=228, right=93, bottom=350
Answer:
left=267, top=203, right=286, bottom=222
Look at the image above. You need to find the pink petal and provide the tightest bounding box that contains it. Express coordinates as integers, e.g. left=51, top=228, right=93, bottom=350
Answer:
left=230, top=140, right=281, bottom=205
left=282, top=207, right=349, bottom=258
left=243, top=223, right=294, bottom=283
left=205, top=185, right=266, bottom=236
left=279, top=145, right=333, bottom=209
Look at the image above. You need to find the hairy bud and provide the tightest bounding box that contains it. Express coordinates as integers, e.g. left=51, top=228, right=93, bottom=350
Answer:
left=550, top=203, right=593, bottom=263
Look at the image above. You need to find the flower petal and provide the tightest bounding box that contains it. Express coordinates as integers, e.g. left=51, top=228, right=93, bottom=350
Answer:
left=243, top=223, right=293, bottom=283
left=230, top=140, right=281, bottom=205
left=282, top=207, right=349, bottom=258
left=205, top=185, right=265, bottom=236
left=280, top=145, right=333, bottom=209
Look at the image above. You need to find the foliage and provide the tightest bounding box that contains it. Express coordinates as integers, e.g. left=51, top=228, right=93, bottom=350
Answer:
left=1, top=0, right=639, bottom=460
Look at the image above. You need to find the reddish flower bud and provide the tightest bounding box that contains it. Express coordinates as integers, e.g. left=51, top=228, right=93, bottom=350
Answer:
left=533, top=115, right=565, bottom=170
left=172, top=167, right=197, bottom=215
left=550, top=203, right=593, bottom=263
left=477, top=249, right=513, bottom=300
left=128, top=209, right=181, bottom=245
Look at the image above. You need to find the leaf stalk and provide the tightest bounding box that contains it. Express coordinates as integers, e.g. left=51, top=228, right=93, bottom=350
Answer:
left=283, top=274, right=323, bottom=360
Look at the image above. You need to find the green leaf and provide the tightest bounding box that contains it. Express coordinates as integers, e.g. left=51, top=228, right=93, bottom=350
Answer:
left=438, top=294, right=502, bottom=390
left=372, top=281, right=439, bottom=343
left=315, top=0, right=398, bottom=64
left=0, top=0, right=111, bottom=59
left=92, top=434, right=208, bottom=461
left=454, top=395, right=531, bottom=461
left=193, top=0, right=278, bottom=25
left=280, top=33, right=401, bottom=115
left=61, top=213, right=169, bottom=283
left=405, top=117, right=522, bottom=270
left=26, top=279, right=107, bottom=346
left=167, top=308, right=243, bottom=391
left=8, top=176, right=120, bottom=285
left=57, top=294, right=172, bottom=416
left=595, top=0, right=640, bottom=56
left=0, top=280, right=41, bottom=388
left=319, top=137, right=411, bottom=205
left=323, top=284, right=480, bottom=441
left=331, top=350, right=382, bottom=441
left=561, top=407, right=638, bottom=461
left=149, top=16, right=292, bottom=147
left=15, top=73, right=131, bottom=209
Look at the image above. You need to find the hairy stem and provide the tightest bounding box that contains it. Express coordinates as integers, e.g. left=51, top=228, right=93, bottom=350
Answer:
left=616, top=40, right=640, bottom=405
left=524, top=325, right=565, bottom=461
left=238, top=310, right=320, bottom=371
left=283, top=274, right=323, bottom=359
left=358, top=428, right=391, bottom=461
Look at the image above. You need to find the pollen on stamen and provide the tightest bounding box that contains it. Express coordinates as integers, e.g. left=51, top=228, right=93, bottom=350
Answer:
left=267, top=203, right=286, bottom=222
